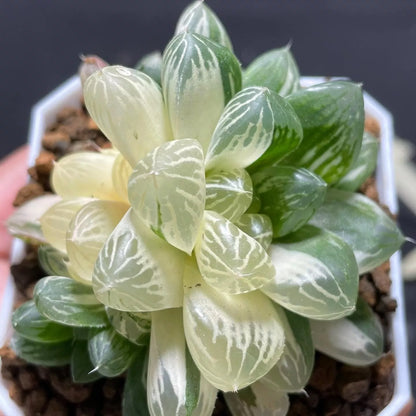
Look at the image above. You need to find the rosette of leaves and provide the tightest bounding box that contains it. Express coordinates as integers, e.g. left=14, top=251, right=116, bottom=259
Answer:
left=8, top=2, right=404, bottom=415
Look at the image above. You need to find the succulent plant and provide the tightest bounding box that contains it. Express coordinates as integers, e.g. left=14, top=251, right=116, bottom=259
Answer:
left=8, top=2, right=404, bottom=415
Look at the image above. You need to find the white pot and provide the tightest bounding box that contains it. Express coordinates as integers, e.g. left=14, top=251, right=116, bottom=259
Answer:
left=0, top=76, right=412, bottom=416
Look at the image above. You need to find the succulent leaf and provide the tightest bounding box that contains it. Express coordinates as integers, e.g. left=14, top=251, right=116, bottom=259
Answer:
left=135, top=51, right=163, bottom=85
left=147, top=308, right=217, bottom=416
left=309, top=188, right=405, bottom=273
left=233, top=214, right=273, bottom=251
left=38, top=245, right=70, bottom=277
left=310, top=298, right=384, bottom=366
left=128, top=139, right=205, bottom=254
left=243, top=47, right=300, bottom=96
left=162, top=32, right=241, bottom=152
left=194, top=211, right=275, bottom=294
left=175, top=0, right=233, bottom=50
left=84, top=65, right=172, bottom=167
left=205, top=169, right=253, bottom=221
left=183, top=259, right=285, bottom=392
left=252, top=165, right=327, bottom=238
left=71, top=339, right=103, bottom=383
left=263, top=225, right=359, bottom=319
left=93, top=209, right=185, bottom=312
left=283, top=81, right=364, bottom=184
left=112, top=153, right=133, bottom=203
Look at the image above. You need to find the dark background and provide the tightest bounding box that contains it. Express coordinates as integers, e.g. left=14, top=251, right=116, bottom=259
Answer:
left=1, top=0, right=416, bottom=411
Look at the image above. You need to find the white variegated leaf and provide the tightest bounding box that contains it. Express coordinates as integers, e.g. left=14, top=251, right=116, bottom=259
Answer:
left=310, top=298, right=384, bottom=366
left=234, top=214, right=273, bottom=250
left=205, top=87, right=274, bottom=170
left=7, top=194, right=61, bottom=244
left=194, top=211, right=275, bottom=294
left=93, top=209, right=185, bottom=312
left=112, top=153, right=132, bottom=203
left=205, top=169, right=252, bottom=221
left=224, top=382, right=289, bottom=416
left=37, top=245, right=70, bottom=277
left=262, top=225, right=358, bottom=320
left=175, top=0, right=233, bottom=50
left=66, top=200, right=128, bottom=285
left=84, top=65, right=172, bottom=167
left=183, top=259, right=285, bottom=392
left=40, top=197, right=93, bottom=253
left=162, top=32, right=241, bottom=152
left=128, top=139, right=205, bottom=254
left=147, top=308, right=217, bottom=416
left=51, top=151, right=122, bottom=200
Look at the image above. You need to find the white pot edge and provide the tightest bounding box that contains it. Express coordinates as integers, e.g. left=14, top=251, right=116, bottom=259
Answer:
left=0, top=75, right=412, bottom=416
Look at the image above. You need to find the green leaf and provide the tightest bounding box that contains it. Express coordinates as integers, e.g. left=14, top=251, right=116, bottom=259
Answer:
left=224, top=382, right=289, bottom=416
left=11, top=332, right=72, bottom=367
left=93, top=209, right=185, bottom=312
left=261, top=308, right=314, bottom=392
left=283, top=80, right=364, bottom=184
left=12, top=300, right=73, bottom=344
left=194, top=211, right=275, bottom=294
left=38, top=245, right=70, bottom=277
left=309, top=188, right=405, bottom=273
left=175, top=0, right=233, bottom=50
left=128, top=139, right=205, bottom=254
left=335, top=132, right=379, bottom=191
left=106, top=308, right=151, bottom=346
left=162, top=32, right=241, bottom=152
left=123, top=352, right=150, bottom=416
left=310, top=298, right=384, bottom=366
left=243, top=47, right=300, bottom=96
left=147, top=308, right=217, bottom=416
left=84, top=66, right=172, bottom=167
left=262, top=225, right=359, bottom=319
left=205, top=169, right=253, bottom=221
left=183, top=258, right=285, bottom=392
left=88, top=327, right=139, bottom=377
left=252, top=165, right=327, bottom=237
left=71, top=340, right=102, bottom=383
left=234, top=214, right=273, bottom=251
left=135, top=50, right=162, bottom=85
left=34, top=276, right=108, bottom=328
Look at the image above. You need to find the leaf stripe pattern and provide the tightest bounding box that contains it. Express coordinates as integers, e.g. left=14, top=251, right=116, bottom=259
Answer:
left=233, top=214, right=273, bottom=251
left=195, top=211, right=275, bottom=294
left=128, top=139, right=205, bottom=254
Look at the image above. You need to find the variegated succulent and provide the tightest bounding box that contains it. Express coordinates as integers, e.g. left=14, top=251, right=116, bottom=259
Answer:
left=8, top=2, right=404, bottom=415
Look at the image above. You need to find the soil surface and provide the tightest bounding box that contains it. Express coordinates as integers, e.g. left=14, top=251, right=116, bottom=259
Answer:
left=1, top=107, right=396, bottom=415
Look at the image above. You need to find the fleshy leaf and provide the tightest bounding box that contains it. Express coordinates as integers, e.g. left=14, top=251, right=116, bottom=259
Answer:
left=262, top=225, right=358, bottom=319
left=234, top=214, right=273, bottom=251
left=106, top=308, right=151, bottom=346
left=12, top=300, right=73, bottom=344
left=147, top=308, right=217, bottom=416
left=261, top=308, right=314, bottom=392
left=51, top=151, right=122, bottom=200
left=66, top=200, right=128, bottom=285
left=335, top=132, right=379, bottom=191
left=135, top=50, right=162, bottom=85
left=224, top=382, right=289, bottom=416
left=71, top=339, right=102, bottom=383
left=243, top=47, right=300, bottom=96
left=194, top=211, right=275, bottom=294
left=183, top=259, right=285, bottom=392
left=128, top=139, right=205, bottom=254
left=34, top=276, right=108, bottom=328
left=283, top=81, right=364, bottom=184
left=112, top=153, right=133, bottom=203
left=11, top=332, right=72, bottom=367
left=309, top=188, right=405, bottom=273
left=175, top=0, right=233, bottom=50
left=7, top=194, right=61, bottom=244
left=84, top=66, right=172, bottom=167
left=88, top=327, right=139, bottom=377
left=93, top=209, right=185, bottom=312
left=205, top=169, right=253, bottom=221
left=40, top=197, right=92, bottom=252
left=37, top=245, right=70, bottom=277
left=252, top=165, right=327, bottom=237
left=162, top=32, right=241, bottom=152
left=310, top=298, right=384, bottom=366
